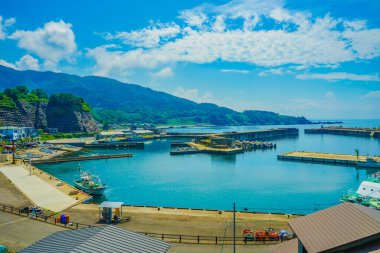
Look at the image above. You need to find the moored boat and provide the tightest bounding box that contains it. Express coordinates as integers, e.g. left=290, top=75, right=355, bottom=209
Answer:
left=73, top=165, right=107, bottom=196
left=341, top=172, right=380, bottom=209
left=356, top=157, right=380, bottom=168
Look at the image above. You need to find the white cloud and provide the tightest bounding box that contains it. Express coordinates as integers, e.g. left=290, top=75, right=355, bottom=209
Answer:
left=325, top=91, right=335, bottom=99
left=15, top=54, right=39, bottom=70
left=0, top=59, right=16, bottom=68
left=0, top=55, right=40, bottom=71
left=10, top=20, right=77, bottom=68
left=221, top=69, right=250, bottom=74
left=296, top=72, right=380, bottom=82
left=172, top=86, right=215, bottom=103
left=179, top=9, right=208, bottom=27
left=365, top=90, right=380, bottom=98
left=151, top=67, right=174, bottom=78
left=0, top=16, right=16, bottom=40
left=258, top=67, right=292, bottom=76
left=105, top=22, right=180, bottom=48
left=89, top=0, right=380, bottom=80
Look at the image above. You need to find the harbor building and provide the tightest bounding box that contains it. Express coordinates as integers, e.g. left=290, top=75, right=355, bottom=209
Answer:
left=20, top=225, right=171, bottom=253
left=272, top=202, right=380, bottom=253
left=0, top=127, right=39, bottom=140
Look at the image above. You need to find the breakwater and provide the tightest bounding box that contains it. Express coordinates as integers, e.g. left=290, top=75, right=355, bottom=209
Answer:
left=277, top=151, right=380, bottom=166
left=31, top=153, right=133, bottom=164
left=305, top=127, right=380, bottom=138
left=218, top=128, right=298, bottom=140
left=84, top=142, right=144, bottom=149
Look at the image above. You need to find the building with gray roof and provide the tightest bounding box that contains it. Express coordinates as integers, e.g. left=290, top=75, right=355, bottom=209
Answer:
left=20, top=225, right=171, bottom=253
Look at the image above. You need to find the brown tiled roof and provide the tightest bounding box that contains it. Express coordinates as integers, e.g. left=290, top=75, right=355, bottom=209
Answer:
left=271, top=238, right=299, bottom=253
left=288, top=202, right=380, bottom=253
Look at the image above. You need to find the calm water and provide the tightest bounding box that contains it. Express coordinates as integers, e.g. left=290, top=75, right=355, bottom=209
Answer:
left=36, top=119, right=380, bottom=214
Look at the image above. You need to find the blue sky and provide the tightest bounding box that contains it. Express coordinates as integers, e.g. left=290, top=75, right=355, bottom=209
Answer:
left=0, top=0, right=380, bottom=119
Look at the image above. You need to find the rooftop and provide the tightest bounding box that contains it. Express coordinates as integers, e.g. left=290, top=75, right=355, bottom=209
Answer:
left=20, top=225, right=171, bottom=253
left=288, top=202, right=380, bottom=253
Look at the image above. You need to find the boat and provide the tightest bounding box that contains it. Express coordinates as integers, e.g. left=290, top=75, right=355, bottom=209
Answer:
left=369, top=199, right=380, bottom=210
left=73, top=165, right=107, bottom=196
left=341, top=172, right=380, bottom=209
left=356, top=157, right=380, bottom=168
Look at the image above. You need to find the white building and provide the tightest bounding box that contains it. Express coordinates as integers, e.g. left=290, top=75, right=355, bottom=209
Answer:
left=0, top=127, right=38, bottom=141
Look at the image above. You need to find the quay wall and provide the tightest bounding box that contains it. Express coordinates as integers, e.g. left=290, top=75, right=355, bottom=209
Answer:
left=84, top=142, right=144, bottom=149
left=305, top=128, right=380, bottom=138
left=31, top=153, right=133, bottom=164
left=219, top=128, right=299, bottom=141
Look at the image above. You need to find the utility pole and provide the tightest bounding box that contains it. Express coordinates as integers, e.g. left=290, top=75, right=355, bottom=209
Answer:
left=233, top=202, right=236, bottom=253
left=12, top=140, right=15, bottom=164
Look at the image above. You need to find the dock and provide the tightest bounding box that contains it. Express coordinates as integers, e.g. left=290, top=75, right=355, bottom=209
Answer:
left=217, top=128, right=299, bottom=140
left=305, top=127, right=380, bottom=138
left=84, top=142, right=144, bottom=149
left=167, top=128, right=299, bottom=140
left=31, top=153, right=133, bottom=164
left=170, top=142, right=244, bottom=155
left=0, top=165, right=90, bottom=212
left=277, top=151, right=380, bottom=166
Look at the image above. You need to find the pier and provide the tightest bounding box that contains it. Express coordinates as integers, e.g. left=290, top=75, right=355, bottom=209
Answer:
left=305, top=127, right=380, bottom=138
left=84, top=142, right=144, bottom=149
left=277, top=151, right=380, bottom=166
left=170, top=142, right=244, bottom=155
left=31, top=153, right=133, bottom=164
left=218, top=128, right=299, bottom=140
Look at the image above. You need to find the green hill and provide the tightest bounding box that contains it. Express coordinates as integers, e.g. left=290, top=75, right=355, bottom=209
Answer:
left=0, top=66, right=311, bottom=126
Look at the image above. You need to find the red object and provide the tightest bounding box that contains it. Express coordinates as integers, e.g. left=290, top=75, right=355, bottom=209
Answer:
left=267, top=232, right=280, bottom=241
left=243, top=229, right=252, bottom=235
left=255, top=231, right=267, bottom=240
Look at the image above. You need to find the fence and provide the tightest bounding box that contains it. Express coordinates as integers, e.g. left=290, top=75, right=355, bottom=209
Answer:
left=0, top=203, right=289, bottom=245
left=0, top=204, right=92, bottom=230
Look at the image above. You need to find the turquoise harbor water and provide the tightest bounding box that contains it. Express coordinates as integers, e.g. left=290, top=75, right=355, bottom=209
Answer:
left=36, top=119, right=380, bottom=214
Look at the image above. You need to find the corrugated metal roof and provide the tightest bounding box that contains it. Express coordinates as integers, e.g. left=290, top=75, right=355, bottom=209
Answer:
left=20, top=226, right=171, bottom=253
left=289, top=202, right=380, bottom=253
left=99, top=201, right=124, bottom=208
left=271, top=238, right=299, bottom=253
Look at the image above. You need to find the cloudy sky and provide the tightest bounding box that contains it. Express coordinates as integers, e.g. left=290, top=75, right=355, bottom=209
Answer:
left=0, top=0, right=379, bottom=119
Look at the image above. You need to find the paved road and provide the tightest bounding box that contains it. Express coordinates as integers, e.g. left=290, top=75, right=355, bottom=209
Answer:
left=0, top=165, right=77, bottom=212
left=0, top=212, right=65, bottom=251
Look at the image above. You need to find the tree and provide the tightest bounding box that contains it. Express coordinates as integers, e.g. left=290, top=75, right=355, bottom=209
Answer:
left=31, top=88, right=48, bottom=100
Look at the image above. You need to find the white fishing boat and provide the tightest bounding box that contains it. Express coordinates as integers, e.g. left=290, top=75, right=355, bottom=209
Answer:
left=73, top=165, right=107, bottom=196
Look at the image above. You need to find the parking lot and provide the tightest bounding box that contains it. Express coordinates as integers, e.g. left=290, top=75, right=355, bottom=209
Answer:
left=0, top=212, right=66, bottom=251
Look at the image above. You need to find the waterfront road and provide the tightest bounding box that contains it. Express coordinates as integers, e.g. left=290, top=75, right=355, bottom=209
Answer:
left=0, top=165, right=77, bottom=212
left=0, top=212, right=65, bottom=251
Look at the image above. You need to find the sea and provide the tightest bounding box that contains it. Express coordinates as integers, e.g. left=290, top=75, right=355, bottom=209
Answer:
left=36, top=119, right=380, bottom=214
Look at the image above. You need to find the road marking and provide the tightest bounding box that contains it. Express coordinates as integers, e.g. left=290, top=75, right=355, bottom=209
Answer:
left=0, top=217, right=26, bottom=227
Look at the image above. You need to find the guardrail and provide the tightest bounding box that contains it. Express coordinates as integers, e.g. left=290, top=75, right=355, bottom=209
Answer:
left=0, top=204, right=92, bottom=230
left=0, top=203, right=290, bottom=245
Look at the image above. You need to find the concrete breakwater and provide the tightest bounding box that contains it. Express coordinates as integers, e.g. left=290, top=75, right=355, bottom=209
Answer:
left=170, top=142, right=243, bottom=155
left=305, top=127, right=380, bottom=138
left=31, top=153, right=133, bottom=164
left=219, top=128, right=299, bottom=140
left=84, top=142, right=144, bottom=149
left=277, top=151, right=380, bottom=166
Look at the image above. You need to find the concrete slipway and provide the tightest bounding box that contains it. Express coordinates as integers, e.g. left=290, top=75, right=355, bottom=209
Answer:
left=0, top=165, right=77, bottom=212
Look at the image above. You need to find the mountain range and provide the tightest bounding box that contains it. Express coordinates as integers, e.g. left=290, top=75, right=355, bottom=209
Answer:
left=0, top=66, right=310, bottom=126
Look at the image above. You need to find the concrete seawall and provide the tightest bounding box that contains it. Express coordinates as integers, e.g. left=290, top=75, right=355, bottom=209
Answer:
left=278, top=151, right=380, bottom=166
left=31, top=153, right=133, bottom=164
left=305, top=127, right=380, bottom=138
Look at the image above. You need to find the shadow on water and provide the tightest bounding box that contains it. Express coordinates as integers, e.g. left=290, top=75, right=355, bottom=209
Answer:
left=210, top=154, right=237, bottom=165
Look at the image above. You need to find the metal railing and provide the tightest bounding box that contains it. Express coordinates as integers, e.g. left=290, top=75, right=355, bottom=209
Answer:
left=0, top=203, right=290, bottom=245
